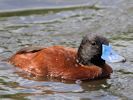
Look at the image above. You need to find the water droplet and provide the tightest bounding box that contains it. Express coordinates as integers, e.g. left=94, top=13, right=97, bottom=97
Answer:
left=61, top=76, right=64, bottom=79
left=66, top=58, right=70, bottom=61
left=75, top=64, right=78, bottom=67
left=101, top=84, right=107, bottom=88
left=75, top=80, right=82, bottom=84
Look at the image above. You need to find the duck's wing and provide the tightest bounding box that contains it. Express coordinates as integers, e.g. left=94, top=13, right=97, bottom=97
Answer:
left=16, top=46, right=45, bottom=54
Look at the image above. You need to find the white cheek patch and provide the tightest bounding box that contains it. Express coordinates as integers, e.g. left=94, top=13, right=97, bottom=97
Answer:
left=101, top=44, right=125, bottom=63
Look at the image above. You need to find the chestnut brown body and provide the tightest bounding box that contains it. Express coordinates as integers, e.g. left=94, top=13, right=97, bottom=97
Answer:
left=10, top=46, right=112, bottom=80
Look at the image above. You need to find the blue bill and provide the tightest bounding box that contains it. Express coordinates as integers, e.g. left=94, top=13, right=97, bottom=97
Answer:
left=101, top=44, right=125, bottom=63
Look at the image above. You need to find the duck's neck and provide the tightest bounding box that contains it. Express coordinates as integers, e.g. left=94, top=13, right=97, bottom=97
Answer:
left=90, top=55, right=105, bottom=66
left=76, top=54, right=105, bottom=67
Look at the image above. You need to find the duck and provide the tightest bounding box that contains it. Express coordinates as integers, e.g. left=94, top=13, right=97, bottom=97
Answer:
left=9, top=33, right=125, bottom=80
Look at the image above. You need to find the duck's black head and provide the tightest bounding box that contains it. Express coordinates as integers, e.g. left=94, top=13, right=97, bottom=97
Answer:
left=77, top=33, right=109, bottom=66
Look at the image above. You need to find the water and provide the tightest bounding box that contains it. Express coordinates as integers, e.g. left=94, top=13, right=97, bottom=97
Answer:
left=0, top=0, right=133, bottom=100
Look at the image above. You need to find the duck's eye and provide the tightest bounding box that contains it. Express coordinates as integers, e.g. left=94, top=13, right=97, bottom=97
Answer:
left=91, top=41, right=96, bottom=46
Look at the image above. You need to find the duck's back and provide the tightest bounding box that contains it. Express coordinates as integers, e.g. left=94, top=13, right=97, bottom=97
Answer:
left=10, top=46, right=77, bottom=76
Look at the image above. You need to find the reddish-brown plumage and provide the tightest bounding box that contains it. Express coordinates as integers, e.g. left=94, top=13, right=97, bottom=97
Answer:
left=9, top=45, right=112, bottom=80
